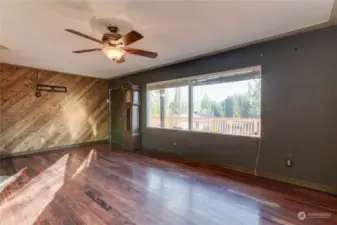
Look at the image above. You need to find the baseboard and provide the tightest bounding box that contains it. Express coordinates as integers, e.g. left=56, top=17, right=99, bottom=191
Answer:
left=216, top=164, right=337, bottom=195
left=257, top=171, right=337, bottom=196
left=217, top=164, right=255, bottom=175
left=140, top=148, right=337, bottom=195
left=0, top=140, right=109, bottom=159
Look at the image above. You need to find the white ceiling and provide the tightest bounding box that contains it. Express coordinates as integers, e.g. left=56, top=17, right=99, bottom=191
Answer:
left=0, top=0, right=335, bottom=79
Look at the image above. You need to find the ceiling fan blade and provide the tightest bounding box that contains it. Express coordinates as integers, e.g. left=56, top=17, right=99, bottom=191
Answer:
left=72, top=48, right=102, bottom=53
left=65, top=29, right=103, bottom=45
left=122, top=47, right=158, bottom=58
left=0, top=44, right=9, bottom=50
left=116, top=56, right=125, bottom=64
left=117, top=30, right=143, bottom=46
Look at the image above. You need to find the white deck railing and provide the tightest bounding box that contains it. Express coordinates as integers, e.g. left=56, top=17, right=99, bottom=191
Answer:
left=149, top=116, right=261, bottom=137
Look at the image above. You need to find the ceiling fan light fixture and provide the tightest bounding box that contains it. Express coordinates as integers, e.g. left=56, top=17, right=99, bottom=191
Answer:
left=102, top=46, right=124, bottom=61
left=65, top=29, right=158, bottom=62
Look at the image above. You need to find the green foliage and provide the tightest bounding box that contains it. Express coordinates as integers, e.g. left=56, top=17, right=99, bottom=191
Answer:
left=211, top=101, right=224, bottom=117
left=248, top=78, right=261, bottom=118
left=199, top=79, right=261, bottom=118
left=151, top=103, right=160, bottom=115
left=169, top=88, right=188, bottom=115
left=150, top=79, right=261, bottom=119
left=150, top=90, right=160, bottom=115
left=200, top=94, right=212, bottom=116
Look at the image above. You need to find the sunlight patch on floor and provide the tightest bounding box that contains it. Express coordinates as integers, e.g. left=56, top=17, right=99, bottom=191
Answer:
left=0, top=154, right=69, bottom=224
left=71, top=149, right=95, bottom=180
left=0, top=168, right=27, bottom=193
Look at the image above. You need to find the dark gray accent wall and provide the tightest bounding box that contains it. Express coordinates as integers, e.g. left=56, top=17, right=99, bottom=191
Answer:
left=109, top=26, right=337, bottom=189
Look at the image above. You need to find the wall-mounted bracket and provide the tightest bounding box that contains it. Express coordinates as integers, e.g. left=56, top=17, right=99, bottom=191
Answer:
left=37, top=84, right=67, bottom=93
left=35, top=84, right=67, bottom=97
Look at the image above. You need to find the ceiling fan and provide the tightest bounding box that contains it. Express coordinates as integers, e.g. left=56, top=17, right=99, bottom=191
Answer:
left=65, top=26, right=158, bottom=63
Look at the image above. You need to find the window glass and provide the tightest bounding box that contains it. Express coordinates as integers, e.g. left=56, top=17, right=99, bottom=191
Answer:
left=146, top=66, right=261, bottom=138
left=192, top=78, right=261, bottom=137
left=148, top=86, right=189, bottom=130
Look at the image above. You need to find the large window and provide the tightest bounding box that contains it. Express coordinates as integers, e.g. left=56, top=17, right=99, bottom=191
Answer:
left=147, top=66, right=261, bottom=137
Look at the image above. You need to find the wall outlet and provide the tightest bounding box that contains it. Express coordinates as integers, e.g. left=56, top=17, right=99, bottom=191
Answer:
left=286, top=159, right=293, bottom=168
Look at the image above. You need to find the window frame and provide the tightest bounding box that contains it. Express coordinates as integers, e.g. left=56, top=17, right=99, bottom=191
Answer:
left=146, top=65, right=262, bottom=139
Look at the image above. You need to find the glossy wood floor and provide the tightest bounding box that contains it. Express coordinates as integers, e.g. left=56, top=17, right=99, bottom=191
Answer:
left=0, top=144, right=336, bottom=225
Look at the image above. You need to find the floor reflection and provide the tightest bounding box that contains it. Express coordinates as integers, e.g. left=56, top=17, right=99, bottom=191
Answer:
left=145, top=168, right=262, bottom=225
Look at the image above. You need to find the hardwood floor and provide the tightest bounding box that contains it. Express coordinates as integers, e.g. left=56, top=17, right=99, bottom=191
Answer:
left=0, top=144, right=336, bottom=225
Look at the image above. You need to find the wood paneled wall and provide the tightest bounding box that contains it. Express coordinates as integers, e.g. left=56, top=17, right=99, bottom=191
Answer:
left=0, top=63, right=109, bottom=155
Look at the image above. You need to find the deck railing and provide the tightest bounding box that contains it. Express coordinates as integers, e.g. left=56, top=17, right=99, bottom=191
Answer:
left=149, top=116, right=261, bottom=137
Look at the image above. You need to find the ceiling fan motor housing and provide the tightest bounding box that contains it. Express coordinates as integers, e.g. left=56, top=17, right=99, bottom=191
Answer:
left=102, top=33, right=122, bottom=45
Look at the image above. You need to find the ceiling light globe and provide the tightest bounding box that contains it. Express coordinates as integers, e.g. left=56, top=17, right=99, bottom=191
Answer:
left=102, top=47, right=124, bottom=61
